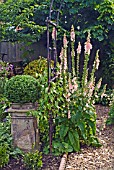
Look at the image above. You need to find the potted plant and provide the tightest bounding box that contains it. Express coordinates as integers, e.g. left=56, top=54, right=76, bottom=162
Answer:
left=4, top=75, right=40, bottom=152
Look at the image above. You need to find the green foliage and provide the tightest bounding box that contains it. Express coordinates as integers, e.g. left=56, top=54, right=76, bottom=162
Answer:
left=0, top=115, right=12, bottom=148
left=0, top=61, right=13, bottom=77
left=0, top=0, right=113, bottom=86
left=0, top=0, right=113, bottom=42
left=0, top=115, right=23, bottom=168
left=24, top=56, right=52, bottom=79
left=106, top=94, right=114, bottom=125
left=0, top=143, right=9, bottom=168
left=23, top=150, right=42, bottom=170
left=52, top=87, right=102, bottom=155
left=101, top=44, right=114, bottom=88
left=0, top=116, right=11, bottom=167
left=0, top=0, right=46, bottom=42
left=0, top=96, right=10, bottom=121
left=0, top=77, right=8, bottom=96
left=0, top=61, right=13, bottom=96
left=4, top=75, right=40, bottom=103
left=95, top=88, right=113, bottom=106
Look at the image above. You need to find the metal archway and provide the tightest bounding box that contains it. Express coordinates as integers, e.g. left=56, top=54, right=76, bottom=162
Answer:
left=46, top=0, right=64, bottom=153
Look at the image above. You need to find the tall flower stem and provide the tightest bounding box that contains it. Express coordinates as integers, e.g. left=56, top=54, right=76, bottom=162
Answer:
left=71, top=41, right=75, bottom=77
left=76, top=42, right=81, bottom=78
left=70, top=25, right=75, bottom=77
left=82, top=53, right=89, bottom=89
left=89, top=50, right=100, bottom=83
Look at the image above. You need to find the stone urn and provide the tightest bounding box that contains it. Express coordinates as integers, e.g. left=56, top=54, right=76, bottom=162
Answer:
left=4, top=75, right=40, bottom=152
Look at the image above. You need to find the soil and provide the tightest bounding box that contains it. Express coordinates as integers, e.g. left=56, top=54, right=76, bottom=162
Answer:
left=1, top=105, right=114, bottom=170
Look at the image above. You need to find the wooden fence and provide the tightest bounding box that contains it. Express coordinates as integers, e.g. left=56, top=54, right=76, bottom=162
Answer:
left=0, top=40, right=47, bottom=63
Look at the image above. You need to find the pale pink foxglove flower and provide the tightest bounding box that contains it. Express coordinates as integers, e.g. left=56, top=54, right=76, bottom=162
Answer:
left=88, top=80, right=94, bottom=97
left=84, top=39, right=92, bottom=55
left=68, top=110, right=71, bottom=119
left=96, top=57, right=100, bottom=70
left=65, top=93, right=71, bottom=102
left=72, top=77, right=77, bottom=83
left=101, top=84, right=107, bottom=99
left=71, top=77, right=78, bottom=93
left=73, top=83, right=78, bottom=91
left=59, top=47, right=63, bottom=60
left=97, top=78, right=102, bottom=89
left=77, top=42, right=81, bottom=54
left=88, top=81, right=94, bottom=89
left=58, top=48, right=64, bottom=75
left=101, top=93, right=107, bottom=99
left=63, top=34, right=68, bottom=48
left=68, top=78, right=73, bottom=90
left=64, top=57, right=67, bottom=71
left=70, top=25, right=75, bottom=42
left=88, top=88, right=94, bottom=97
left=87, top=80, right=94, bottom=97
left=52, top=27, right=57, bottom=40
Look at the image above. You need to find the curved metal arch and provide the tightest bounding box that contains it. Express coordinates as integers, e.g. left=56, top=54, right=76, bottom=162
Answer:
left=46, top=0, right=64, bottom=153
left=46, top=0, right=64, bottom=84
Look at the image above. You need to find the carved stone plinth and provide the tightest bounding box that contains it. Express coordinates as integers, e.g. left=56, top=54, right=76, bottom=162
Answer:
left=7, top=103, right=39, bottom=152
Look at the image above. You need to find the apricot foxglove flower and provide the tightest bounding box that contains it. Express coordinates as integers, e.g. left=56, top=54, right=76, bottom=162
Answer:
left=64, top=57, right=67, bottom=71
left=77, top=42, right=81, bottom=54
left=68, top=78, right=73, bottom=90
left=68, top=110, right=71, bottom=119
left=97, top=78, right=102, bottom=89
left=101, top=84, right=107, bottom=99
left=70, top=25, right=75, bottom=42
left=96, top=57, right=100, bottom=70
left=63, top=33, right=68, bottom=48
left=59, top=47, right=63, bottom=61
left=88, top=81, right=94, bottom=89
left=84, top=39, right=92, bottom=55
left=52, top=27, right=57, bottom=40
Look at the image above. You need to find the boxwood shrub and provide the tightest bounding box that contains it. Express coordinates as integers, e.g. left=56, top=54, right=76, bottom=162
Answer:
left=24, top=56, right=54, bottom=79
left=4, top=75, right=39, bottom=103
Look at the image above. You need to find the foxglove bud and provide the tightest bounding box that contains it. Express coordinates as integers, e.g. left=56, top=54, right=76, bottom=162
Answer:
left=70, top=25, right=75, bottom=42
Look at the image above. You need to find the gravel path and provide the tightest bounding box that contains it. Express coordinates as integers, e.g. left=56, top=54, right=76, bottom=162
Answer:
left=65, top=105, right=114, bottom=170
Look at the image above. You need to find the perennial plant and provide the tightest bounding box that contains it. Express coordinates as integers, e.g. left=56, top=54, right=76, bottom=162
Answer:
left=34, top=26, right=104, bottom=155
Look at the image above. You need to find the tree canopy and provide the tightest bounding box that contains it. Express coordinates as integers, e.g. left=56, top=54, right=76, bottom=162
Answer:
left=0, top=0, right=113, bottom=42
left=0, top=0, right=114, bottom=86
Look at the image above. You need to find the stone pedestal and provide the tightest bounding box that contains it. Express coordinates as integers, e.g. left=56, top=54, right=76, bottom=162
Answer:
left=7, top=103, right=40, bottom=152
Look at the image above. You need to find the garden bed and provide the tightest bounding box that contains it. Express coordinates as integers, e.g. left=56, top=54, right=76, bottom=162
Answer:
left=65, top=105, right=114, bottom=170
left=1, top=105, right=114, bottom=170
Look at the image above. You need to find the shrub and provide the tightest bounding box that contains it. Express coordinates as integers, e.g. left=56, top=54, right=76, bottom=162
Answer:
left=106, top=93, right=114, bottom=125
left=4, top=75, right=40, bottom=104
left=24, top=56, right=49, bottom=79
left=23, top=150, right=42, bottom=170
